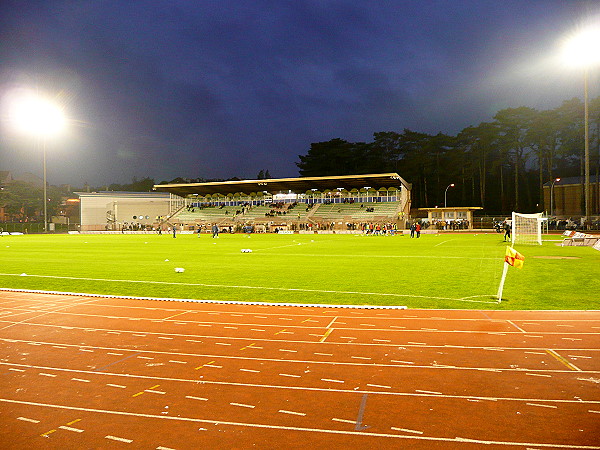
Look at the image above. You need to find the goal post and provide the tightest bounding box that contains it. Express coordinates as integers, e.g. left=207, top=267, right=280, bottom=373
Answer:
left=511, top=212, right=545, bottom=245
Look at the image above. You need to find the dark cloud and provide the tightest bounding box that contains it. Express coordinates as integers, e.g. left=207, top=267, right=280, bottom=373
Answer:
left=1, top=0, right=599, bottom=185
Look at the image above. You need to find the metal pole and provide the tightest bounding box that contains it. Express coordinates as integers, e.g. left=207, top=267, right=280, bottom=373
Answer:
left=550, top=181, right=554, bottom=216
left=43, top=140, right=47, bottom=232
left=584, top=68, right=590, bottom=221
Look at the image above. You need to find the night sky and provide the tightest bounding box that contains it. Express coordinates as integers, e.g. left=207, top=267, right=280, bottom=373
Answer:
left=1, top=1, right=599, bottom=186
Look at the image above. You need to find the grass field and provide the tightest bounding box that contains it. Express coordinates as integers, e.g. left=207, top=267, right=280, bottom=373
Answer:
left=0, top=232, right=598, bottom=309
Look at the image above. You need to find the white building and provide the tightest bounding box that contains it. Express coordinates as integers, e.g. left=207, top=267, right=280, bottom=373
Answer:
left=76, top=192, right=171, bottom=231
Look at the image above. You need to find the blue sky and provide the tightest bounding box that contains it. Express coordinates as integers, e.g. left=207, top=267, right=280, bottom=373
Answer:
left=1, top=0, right=599, bottom=186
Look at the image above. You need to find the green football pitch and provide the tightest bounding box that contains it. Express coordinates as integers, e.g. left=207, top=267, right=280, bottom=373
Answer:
left=0, top=232, right=598, bottom=310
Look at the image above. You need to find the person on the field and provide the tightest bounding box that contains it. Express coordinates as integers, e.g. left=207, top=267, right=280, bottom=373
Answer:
left=416, top=222, right=421, bottom=238
left=212, top=224, right=219, bottom=238
left=503, top=221, right=511, bottom=242
left=410, top=222, right=416, bottom=238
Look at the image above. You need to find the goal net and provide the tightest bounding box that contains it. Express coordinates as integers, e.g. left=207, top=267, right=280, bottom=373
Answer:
left=511, top=212, right=544, bottom=245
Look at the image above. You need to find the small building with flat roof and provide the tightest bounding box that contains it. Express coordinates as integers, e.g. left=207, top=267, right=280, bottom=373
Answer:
left=418, top=207, right=483, bottom=229
left=76, top=192, right=171, bottom=231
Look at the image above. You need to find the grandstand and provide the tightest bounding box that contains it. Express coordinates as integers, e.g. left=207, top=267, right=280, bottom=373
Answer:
left=154, top=173, right=411, bottom=232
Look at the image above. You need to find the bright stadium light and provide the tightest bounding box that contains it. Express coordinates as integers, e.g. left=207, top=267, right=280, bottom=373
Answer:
left=561, top=25, right=600, bottom=220
left=7, top=88, right=68, bottom=232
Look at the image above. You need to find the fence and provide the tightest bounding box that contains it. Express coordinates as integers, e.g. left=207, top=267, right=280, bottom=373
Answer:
left=0, top=222, right=80, bottom=233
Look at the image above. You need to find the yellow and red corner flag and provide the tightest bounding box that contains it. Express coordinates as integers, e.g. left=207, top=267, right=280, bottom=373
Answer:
left=505, top=246, right=525, bottom=269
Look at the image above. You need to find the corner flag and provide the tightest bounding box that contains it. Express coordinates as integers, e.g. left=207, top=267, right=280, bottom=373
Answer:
left=505, top=246, right=525, bottom=269
left=497, top=246, right=525, bottom=302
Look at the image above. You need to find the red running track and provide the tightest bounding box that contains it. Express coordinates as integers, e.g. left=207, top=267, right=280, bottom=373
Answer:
left=0, top=290, right=599, bottom=449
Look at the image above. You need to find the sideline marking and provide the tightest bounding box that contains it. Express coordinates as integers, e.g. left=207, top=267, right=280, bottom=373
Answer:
left=0, top=275, right=489, bottom=304
left=6, top=398, right=599, bottom=449
left=546, top=349, right=581, bottom=371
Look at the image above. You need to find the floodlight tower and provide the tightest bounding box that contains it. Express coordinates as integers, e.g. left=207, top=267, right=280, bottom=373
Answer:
left=8, top=89, right=67, bottom=231
left=562, top=26, right=600, bottom=220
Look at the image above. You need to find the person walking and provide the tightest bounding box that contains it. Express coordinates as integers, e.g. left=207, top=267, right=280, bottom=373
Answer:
left=503, top=221, right=511, bottom=242
left=410, top=222, right=416, bottom=238
left=416, top=222, right=421, bottom=238
left=212, top=224, right=219, bottom=238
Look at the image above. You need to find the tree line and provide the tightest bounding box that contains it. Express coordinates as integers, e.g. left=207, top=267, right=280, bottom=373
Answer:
left=296, top=97, right=600, bottom=214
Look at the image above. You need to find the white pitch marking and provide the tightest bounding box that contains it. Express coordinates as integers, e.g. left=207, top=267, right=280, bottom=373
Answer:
left=524, top=335, right=544, bottom=339
left=367, top=384, right=391, bottom=389
left=240, top=368, right=260, bottom=373
left=524, top=351, right=545, bottom=355
left=391, top=427, right=423, bottom=434
left=279, top=410, right=306, bottom=416
left=8, top=368, right=25, bottom=372
left=169, top=360, right=187, bottom=364
left=186, top=396, right=208, bottom=401
left=204, top=364, right=222, bottom=368
left=230, top=402, right=255, bottom=408
left=107, top=352, right=124, bottom=356
left=133, top=334, right=146, bottom=337
left=279, top=373, right=301, bottom=378
left=279, top=349, right=297, bottom=353
left=351, top=356, right=371, bottom=360
left=107, top=384, right=126, bottom=388
left=507, top=320, right=526, bottom=333
left=106, top=435, right=133, bottom=443
left=52, top=346, right=67, bottom=349
left=373, top=339, right=391, bottom=342
left=214, top=343, right=231, bottom=346
left=157, top=446, right=176, bottom=450
left=391, top=360, right=414, bottom=365
left=71, top=378, right=90, bottom=383
left=223, top=326, right=238, bottom=330
left=525, top=373, right=552, bottom=378
left=314, top=353, right=333, bottom=356
left=408, top=342, right=426, bottom=345
left=17, top=417, right=40, bottom=423
left=568, top=355, right=592, bottom=359
left=79, top=348, right=94, bottom=352
left=562, top=338, right=582, bottom=341
left=589, top=410, right=600, bottom=414
left=157, top=336, right=173, bottom=340
left=322, top=378, right=344, bottom=383
left=415, top=390, right=442, bottom=395
left=138, top=356, right=154, bottom=360
left=186, top=339, right=203, bottom=343
left=39, top=373, right=57, bottom=377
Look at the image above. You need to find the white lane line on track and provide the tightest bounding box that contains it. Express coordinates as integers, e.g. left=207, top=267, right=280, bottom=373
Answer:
left=279, top=410, right=306, bottom=416
left=17, top=417, right=40, bottom=423
left=106, top=435, right=132, bottom=443
left=5, top=398, right=598, bottom=448
left=391, top=427, right=423, bottom=434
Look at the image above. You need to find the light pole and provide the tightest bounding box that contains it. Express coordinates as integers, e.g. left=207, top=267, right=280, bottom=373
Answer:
left=444, top=183, right=455, bottom=208
left=7, top=89, right=66, bottom=232
left=550, top=177, right=561, bottom=216
left=562, top=26, right=600, bottom=220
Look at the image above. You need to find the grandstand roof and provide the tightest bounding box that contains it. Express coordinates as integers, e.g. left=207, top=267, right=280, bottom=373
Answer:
left=154, top=173, right=411, bottom=197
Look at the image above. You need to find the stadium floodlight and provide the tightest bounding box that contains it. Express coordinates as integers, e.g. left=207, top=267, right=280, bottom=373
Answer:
left=444, top=183, right=455, bottom=208
left=7, top=89, right=67, bottom=232
left=550, top=177, right=561, bottom=216
left=561, top=25, right=600, bottom=220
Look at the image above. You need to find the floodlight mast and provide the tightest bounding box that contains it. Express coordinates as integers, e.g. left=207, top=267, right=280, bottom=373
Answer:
left=8, top=90, right=67, bottom=232
left=562, top=26, right=600, bottom=221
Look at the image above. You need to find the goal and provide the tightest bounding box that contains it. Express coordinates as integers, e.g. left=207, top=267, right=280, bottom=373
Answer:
left=511, top=212, right=545, bottom=245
